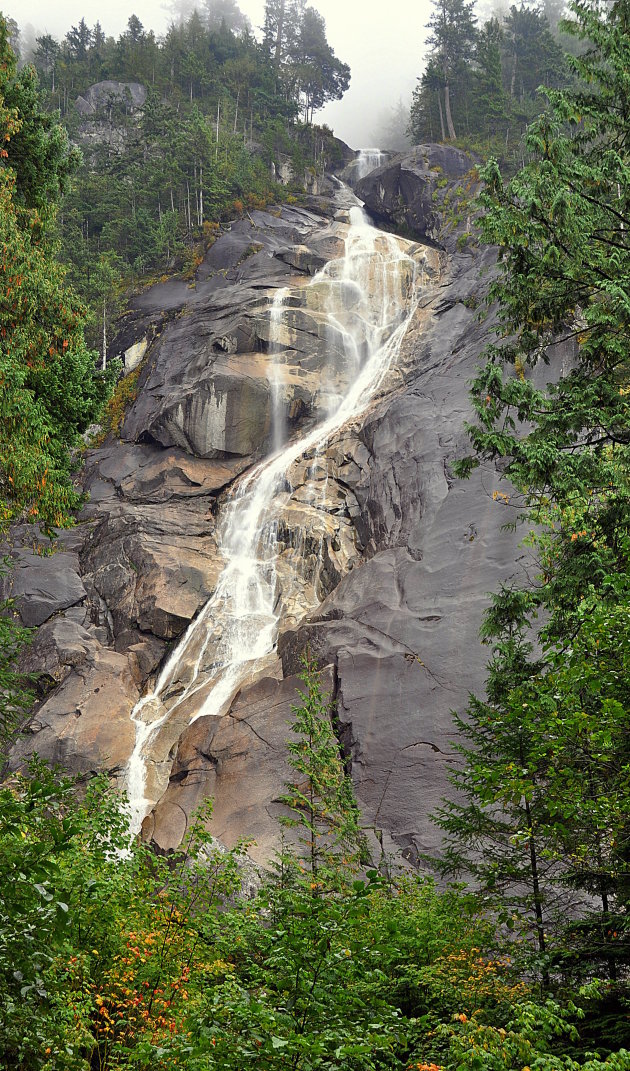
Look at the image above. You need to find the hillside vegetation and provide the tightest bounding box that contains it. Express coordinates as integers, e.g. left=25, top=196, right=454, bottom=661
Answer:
left=20, top=1, right=350, bottom=352
left=0, top=0, right=629, bottom=1068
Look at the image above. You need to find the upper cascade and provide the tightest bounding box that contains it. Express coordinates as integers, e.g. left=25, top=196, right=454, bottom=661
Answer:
left=351, top=148, right=388, bottom=182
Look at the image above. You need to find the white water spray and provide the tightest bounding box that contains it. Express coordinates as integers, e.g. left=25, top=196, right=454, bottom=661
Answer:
left=124, top=202, right=421, bottom=832
left=268, top=287, right=288, bottom=454
left=354, top=148, right=387, bottom=180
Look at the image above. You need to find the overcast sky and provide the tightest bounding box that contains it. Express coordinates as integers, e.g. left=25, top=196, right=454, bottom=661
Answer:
left=0, top=0, right=434, bottom=146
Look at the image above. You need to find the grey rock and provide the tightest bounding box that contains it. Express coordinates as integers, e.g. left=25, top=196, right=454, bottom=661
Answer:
left=3, top=534, right=87, bottom=628
left=144, top=668, right=335, bottom=865
left=76, top=81, right=147, bottom=116
left=356, top=143, right=480, bottom=253
left=8, top=157, right=575, bottom=873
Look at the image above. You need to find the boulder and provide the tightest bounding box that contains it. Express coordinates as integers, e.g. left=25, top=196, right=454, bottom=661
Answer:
left=356, top=143, right=480, bottom=252
left=76, top=81, right=147, bottom=116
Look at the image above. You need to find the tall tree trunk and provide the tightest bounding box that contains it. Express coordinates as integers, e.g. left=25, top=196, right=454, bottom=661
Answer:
left=102, top=296, right=107, bottom=372
left=274, top=0, right=286, bottom=70
left=444, top=83, right=456, bottom=140
left=199, top=164, right=203, bottom=226
left=437, top=93, right=446, bottom=141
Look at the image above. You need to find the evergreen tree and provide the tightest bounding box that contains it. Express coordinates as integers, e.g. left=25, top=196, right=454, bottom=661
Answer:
left=442, top=0, right=630, bottom=985
left=294, top=8, right=350, bottom=124
left=0, top=18, right=111, bottom=531
left=204, top=0, right=250, bottom=35
left=473, top=18, right=508, bottom=137
left=33, top=34, right=59, bottom=93
left=426, top=0, right=477, bottom=140
left=502, top=3, right=566, bottom=106
left=279, top=658, right=360, bottom=883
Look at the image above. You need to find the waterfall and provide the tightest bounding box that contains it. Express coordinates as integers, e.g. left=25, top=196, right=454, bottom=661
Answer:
left=268, top=287, right=288, bottom=453
left=124, top=201, right=421, bottom=833
left=354, top=148, right=387, bottom=180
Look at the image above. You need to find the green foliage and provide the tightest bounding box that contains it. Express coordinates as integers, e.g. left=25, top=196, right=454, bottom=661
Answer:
left=438, top=0, right=630, bottom=995
left=24, top=4, right=350, bottom=324
left=438, top=986, right=630, bottom=1071
left=279, top=656, right=361, bottom=882
left=0, top=559, right=33, bottom=740
left=1, top=761, right=625, bottom=1070
left=96, top=362, right=139, bottom=441
left=0, top=17, right=113, bottom=534
left=409, top=0, right=567, bottom=164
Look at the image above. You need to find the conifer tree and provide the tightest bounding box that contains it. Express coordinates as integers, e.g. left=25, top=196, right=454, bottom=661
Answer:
left=426, top=0, right=477, bottom=140
left=0, top=18, right=111, bottom=531
left=442, top=0, right=630, bottom=984
left=279, top=657, right=360, bottom=884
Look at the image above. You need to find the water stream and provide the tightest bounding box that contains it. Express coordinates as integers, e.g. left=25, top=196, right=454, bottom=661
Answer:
left=354, top=148, right=388, bottom=180
left=124, top=197, right=422, bottom=832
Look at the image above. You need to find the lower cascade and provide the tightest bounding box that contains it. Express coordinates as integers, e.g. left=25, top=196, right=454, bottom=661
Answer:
left=124, top=199, right=423, bottom=832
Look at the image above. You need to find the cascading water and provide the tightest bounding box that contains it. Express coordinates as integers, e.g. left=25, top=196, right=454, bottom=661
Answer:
left=124, top=199, right=422, bottom=833
left=354, top=148, right=387, bottom=180
left=268, top=287, right=288, bottom=453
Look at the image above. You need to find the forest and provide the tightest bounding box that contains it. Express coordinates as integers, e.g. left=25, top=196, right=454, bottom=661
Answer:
left=0, top=0, right=630, bottom=1068
left=5, top=0, right=350, bottom=356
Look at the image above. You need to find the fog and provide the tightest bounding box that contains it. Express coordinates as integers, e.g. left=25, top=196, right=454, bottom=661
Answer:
left=0, top=0, right=432, bottom=148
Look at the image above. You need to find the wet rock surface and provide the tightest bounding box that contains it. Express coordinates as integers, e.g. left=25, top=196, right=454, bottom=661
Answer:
left=5, top=150, right=570, bottom=866
left=355, top=143, right=480, bottom=253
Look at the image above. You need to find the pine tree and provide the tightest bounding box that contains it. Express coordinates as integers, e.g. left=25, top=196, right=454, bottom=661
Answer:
left=279, top=657, right=360, bottom=884
left=426, top=0, right=477, bottom=141
left=473, top=19, right=508, bottom=138
left=442, top=0, right=630, bottom=985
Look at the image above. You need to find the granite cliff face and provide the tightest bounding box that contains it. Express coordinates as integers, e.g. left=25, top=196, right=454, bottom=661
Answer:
left=4, top=146, right=574, bottom=867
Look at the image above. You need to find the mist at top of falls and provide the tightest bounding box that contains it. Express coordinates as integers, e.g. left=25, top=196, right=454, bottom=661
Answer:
left=4, top=0, right=432, bottom=151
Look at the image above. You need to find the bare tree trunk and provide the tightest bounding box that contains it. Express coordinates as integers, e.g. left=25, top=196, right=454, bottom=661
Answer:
left=215, top=101, right=220, bottom=162
left=199, top=164, right=203, bottom=226
left=274, top=0, right=286, bottom=69
left=437, top=94, right=446, bottom=141
left=102, top=296, right=107, bottom=372
left=444, top=83, right=456, bottom=140
left=233, top=88, right=240, bottom=134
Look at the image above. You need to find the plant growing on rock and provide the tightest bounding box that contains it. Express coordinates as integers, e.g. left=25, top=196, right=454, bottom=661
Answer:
left=278, top=656, right=361, bottom=884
